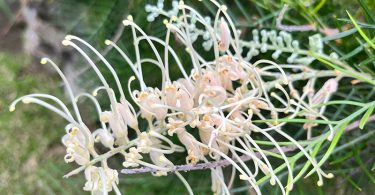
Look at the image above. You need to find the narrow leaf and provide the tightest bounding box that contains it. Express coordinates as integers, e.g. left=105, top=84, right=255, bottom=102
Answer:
left=342, top=172, right=362, bottom=191
left=358, top=0, right=375, bottom=24
left=347, top=11, right=375, bottom=50
left=312, top=0, right=327, bottom=13
left=311, top=53, right=375, bottom=86
left=359, top=103, right=375, bottom=129
left=322, top=28, right=357, bottom=42
left=354, top=147, right=375, bottom=183
left=305, top=120, right=350, bottom=177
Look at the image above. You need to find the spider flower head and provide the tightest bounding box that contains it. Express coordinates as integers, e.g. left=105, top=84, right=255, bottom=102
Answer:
left=10, top=0, right=345, bottom=194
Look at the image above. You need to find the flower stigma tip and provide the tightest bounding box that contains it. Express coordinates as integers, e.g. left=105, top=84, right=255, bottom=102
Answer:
left=221, top=5, right=228, bottom=12
left=9, top=106, right=15, bottom=112
left=105, top=40, right=112, bottom=45
left=65, top=35, right=73, bottom=41
left=40, top=58, right=47, bottom=64
left=239, top=174, right=249, bottom=181
left=270, top=177, right=276, bottom=185
left=62, top=40, right=70, bottom=46
left=123, top=20, right=131, bottom=26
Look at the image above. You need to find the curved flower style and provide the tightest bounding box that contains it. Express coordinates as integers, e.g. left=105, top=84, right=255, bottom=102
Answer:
left=10, top=0, right=362, bottom=194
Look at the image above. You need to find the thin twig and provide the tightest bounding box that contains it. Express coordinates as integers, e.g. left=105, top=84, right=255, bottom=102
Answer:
left=276, top=4, right=316, bottom=32
left=276, top=4, right=338, bottom=36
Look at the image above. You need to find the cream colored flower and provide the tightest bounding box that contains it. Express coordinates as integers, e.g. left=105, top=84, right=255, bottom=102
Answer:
left=83, top=166, right=119, bottom=194
left=123, top=147, right=143, bottom=168
left=62, top=124, right=90, bottom=165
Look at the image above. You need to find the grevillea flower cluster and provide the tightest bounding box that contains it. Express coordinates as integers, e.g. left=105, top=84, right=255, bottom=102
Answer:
left=11, top=0, right=358, bottom=194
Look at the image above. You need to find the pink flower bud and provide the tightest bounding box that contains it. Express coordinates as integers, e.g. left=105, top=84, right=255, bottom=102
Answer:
left=165, top=84, right=178, bottom=106
left=100, top=111, right=128, bottom=145
left=92, top=128, right=114, bottom=148
left=312, top=78, right=338, bottom=104
left=139, top=92, right=167, bottom=121
left=218, top=67, right=233, bottom=90
left=218, top=17, right=231, bottom=52
left=175, top=128, right=202, bottom=164
left=117, top=99, right=138, bottom=130
left=176, top=88, right=194, bottom=110
left=150, top=150, right=173, bottom=168
left=177, top=78, right=196, bottom=97
left=204, top=86, right=227, bottom=105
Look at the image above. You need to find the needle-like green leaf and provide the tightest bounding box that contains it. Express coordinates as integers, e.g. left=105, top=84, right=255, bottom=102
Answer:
left=347, top=11, right=375, bottom=50
left=359, top=103, right=375, bottom=129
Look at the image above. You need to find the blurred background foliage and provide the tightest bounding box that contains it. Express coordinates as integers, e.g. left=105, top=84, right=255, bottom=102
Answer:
left=0, top=0, right=374, bottom=194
